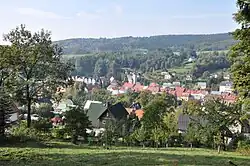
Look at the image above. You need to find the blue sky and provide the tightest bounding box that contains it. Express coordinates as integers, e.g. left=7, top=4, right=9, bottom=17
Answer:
left=0, top=0, right=238, bottom=42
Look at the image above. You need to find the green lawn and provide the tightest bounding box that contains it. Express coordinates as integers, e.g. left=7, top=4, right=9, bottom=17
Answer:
left=0, top=142, right=249, bottom=166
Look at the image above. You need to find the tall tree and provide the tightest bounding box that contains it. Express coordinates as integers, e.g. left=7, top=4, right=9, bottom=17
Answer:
left=64, top=105, right=91, bottom=144
left=0, top=88, right=13, bottom=137
left=3, top=24, right=73, bottom=127
left=230, top=0, right=250, bottom=109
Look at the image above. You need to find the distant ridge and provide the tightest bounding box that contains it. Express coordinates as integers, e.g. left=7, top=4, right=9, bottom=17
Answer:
left=55, top=33, right=236, bottom=54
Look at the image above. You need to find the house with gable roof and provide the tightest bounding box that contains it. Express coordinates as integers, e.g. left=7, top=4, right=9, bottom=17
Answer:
left=85, top=101, right=128, bottom=128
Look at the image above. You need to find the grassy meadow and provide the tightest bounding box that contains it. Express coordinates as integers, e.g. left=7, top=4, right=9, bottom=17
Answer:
left=0, top=142, right=249, bottom=166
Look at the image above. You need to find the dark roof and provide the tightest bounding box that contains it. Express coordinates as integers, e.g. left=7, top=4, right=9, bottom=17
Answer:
left=178, top=114, right=190, bottom=131
left=86, top=102, right=107, bottom=128
left=101, top=102, right=128, bottom=120
left=37, top=98, right=52, bottom=104
left=130, top=102, right=142, bottom=110
left=220, top=81, right=233, bottom=86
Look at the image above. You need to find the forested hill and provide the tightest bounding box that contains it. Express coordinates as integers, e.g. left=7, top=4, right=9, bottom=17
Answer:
left=55, top=33, right=236, bottom=54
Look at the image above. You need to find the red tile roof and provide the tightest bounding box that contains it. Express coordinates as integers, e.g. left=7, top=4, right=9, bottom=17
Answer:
left=133, top=83, right=144, bottom=92
left=123, top=82, right=135, bottom=89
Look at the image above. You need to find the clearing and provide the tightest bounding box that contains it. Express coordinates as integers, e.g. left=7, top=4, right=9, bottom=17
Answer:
left=0, top=142, right=249, bottom=166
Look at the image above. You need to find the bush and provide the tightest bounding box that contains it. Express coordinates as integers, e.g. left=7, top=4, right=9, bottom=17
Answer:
left=10, top=121, right=38, bottom=142
left=237, top=140, right=250, bottom=155
left=51, top=127, right=66, bottom=139
left=10, top=120, right=52, bottom=142
left=33, top=119, right=52, bottom=133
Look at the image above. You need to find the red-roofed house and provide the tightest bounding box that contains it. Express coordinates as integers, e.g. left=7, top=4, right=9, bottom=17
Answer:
left=133, top=82, right=144, bottom=92
left=122, top=82, right=135, bottom=90
left=147, top=82, right=160, bottom=94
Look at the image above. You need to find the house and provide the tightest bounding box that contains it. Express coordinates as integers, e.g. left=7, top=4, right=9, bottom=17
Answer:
left=223, top=73, right=230, bottom=80
left=126, top=108, right=144, bottom=120
left=122, top=82, right=134, bottom=90
left=86, top=102, right=128, bottom=128
left=186, top=75, right=192, bottom=81
left=133, top=82, right=144, bottom=92
left=161, top=72, right=173, bottom=80
left=197, top=82, right=207, bottom=90
left=188, top=57, right=196, bottom=62
left=54, top=99, right=76, bottom=114
left=5, top=103, right=21, bottom=124
left=147, top=83, right=160, bottom=94
left=172, top=81, right=181, bottom=87
left=219, top=81, right=233, bottom=93
left=205, top=93, right=237, bottom=104
left=162, top=82, right=172, bottom=88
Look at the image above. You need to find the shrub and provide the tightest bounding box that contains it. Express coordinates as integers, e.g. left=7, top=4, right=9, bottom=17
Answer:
left=37, top=103, right=54, bottom=119
left=10, top=121, right=38, bottom=142
left=51, top=127, right=66, bottom=139
left=32, top=119, right=52, bottom=133
left=10, top=120, right=53, bottom=142
left=237, top=140, right=250, bottom=155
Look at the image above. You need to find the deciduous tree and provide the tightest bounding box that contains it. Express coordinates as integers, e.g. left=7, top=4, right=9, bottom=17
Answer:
left=3, top=24, right=73, bottom=127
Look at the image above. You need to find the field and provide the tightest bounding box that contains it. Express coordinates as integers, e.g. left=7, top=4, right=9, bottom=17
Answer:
left=1, top=142, right=250, bottom=166
left=168, top=63, right=194, bottom=74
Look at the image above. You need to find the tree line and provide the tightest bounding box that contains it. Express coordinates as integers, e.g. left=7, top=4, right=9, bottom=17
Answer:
left=56, top=33, right=236, bottom=54
left=68, top=49, right=230, bottom=80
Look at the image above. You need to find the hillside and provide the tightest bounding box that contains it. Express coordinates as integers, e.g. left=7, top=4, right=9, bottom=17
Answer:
left=56, top=33, right=236, bottom=54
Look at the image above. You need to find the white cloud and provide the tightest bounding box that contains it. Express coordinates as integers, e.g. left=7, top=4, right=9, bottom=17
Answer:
left=17, top=8, right=70, bottom=19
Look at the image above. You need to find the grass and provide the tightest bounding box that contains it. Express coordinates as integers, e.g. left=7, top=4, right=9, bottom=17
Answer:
left=168, top=63, right=194, bottom=74
left=1, top=142, right=250, bottom=166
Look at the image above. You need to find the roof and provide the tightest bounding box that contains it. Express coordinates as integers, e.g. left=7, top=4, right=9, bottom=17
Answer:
left=125, top=108, right=144, bottom=120
left=220, top=81, right=233, bottom=86
left=56, top=99, right=75, bottom=112
left=197, top=82, right=207, bottom=86
left=84, top=100, right=102, bottom=110
left=105, top=102, right=128, bottom=120
left=86, top=102, right=107, bottom=128
left=123, top=82, right=134, bottom=89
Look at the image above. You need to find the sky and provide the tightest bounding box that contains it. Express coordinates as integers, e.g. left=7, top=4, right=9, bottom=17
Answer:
left=0, top=0, right=238, bottom=43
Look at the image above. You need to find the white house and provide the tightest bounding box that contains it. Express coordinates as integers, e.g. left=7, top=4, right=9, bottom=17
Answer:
left=173, top=81, right=181, bottom=87
left=219, top=81, right=233, bottom=93
left=197, top=82, right=207, bottom=89
left=186, top=75, right=192, bottom=81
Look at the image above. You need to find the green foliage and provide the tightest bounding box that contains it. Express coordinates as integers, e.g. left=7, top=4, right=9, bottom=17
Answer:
left=237, top=140, right=250, bottom=155
left=192, top=51, right=230, bottom=78
left=56, top=33, right=235, bottom=54
left=184, top=123, right=202, bottom=147
left=230, top=0, right=250, bottom=108
left=2, top=24, right=73, bottom=128
left=136, top=90, right=155, bottom=107
left=64, top=106, right=91, bottom=144
left=32, top=119, right=52, bottom=133
left=90, top=88, right=115, bottom=103
left=36, top=103, right=54, bottom=119
left=0, top=88, right=13, bottom=136
left=9, top=121, right=48, bottom=142
left=51, top=127, right=66, bottom=139
left=184, top=99, right=245, bottom=149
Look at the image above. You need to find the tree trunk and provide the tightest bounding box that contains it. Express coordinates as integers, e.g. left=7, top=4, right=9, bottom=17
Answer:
left=26, top=84, right=31, bottom=128
left=0, top=109, right=5, bottom=136
left=217, top=145, right=221, bottom=154
left=190, top=143, right=193, bottom=150
left=72, top=133, right=77, bottom=144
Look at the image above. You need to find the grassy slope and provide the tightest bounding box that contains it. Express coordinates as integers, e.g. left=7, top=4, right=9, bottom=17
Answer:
left=0, top=142, right=249, bottom=166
